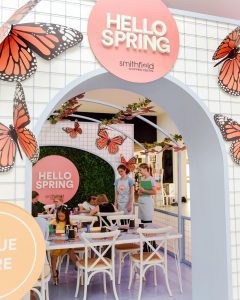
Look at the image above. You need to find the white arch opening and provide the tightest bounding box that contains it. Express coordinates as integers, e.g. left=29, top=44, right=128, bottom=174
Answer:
left=27, top=68, right=231, bottom=300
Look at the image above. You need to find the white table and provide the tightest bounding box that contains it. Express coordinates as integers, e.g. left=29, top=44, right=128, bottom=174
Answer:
left=46, top=225, right=183, bottom=293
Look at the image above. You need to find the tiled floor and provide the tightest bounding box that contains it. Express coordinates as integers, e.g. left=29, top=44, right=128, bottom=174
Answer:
left=49, top=256, right=192, bottom=300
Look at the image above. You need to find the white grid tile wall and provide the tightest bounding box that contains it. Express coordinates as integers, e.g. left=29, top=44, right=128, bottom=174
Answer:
left=39, top=121, right=134, bottom=173
left=0, top=0, right=239, bottom=297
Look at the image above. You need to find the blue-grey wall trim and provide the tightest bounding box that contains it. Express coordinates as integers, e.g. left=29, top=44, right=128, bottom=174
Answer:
left=31, top=68, right=231, bottom=300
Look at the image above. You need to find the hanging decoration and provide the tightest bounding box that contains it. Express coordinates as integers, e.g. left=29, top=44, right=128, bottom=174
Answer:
left=120, top=155, right=137, bottom=172
left=62, top=120, right=83, bottom=139
left=214, top=114, right=240, bottom=165
left=0, top=82, right=39, bottom=172
left=49, top=93, right=85, bottom=124
left=0, top=0, right=83, bottom=82
left=96, top=126, right=126, bottom=155
left=101, top=98, right=155, bottom=125
left=212, top=26, right=240, bottom=96
left=140, top=134, right=184, bottom=154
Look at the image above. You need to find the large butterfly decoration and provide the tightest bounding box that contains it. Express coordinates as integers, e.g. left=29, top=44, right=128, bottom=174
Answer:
left=0, top=0, right=83, bottom=82
left=214, top=114, right=240, bottom=165
left=62, top=120, right=82, bottom=139
left=96, top=127, right=126, bottom=155
left=120, top=155, right=137, bottom=172
left=212, top=26, right=240, bottom=96
left=0, top=82, right=39, bottom=172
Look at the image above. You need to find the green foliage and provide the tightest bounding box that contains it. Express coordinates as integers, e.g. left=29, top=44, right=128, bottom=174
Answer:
left=39, top=146, right=115, bottom=208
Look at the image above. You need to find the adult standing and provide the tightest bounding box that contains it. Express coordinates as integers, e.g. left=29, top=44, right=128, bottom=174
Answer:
left=114, top=164, right=135, bottom=214
left=138, top=163, right=157, bottom=224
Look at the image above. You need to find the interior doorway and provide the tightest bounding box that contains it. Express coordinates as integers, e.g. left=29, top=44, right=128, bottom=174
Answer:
left=28, top=69, right=231, bottom=300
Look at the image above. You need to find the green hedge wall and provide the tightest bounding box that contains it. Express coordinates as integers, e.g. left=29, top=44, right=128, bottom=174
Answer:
left=39, top=146, right=115, bottom=208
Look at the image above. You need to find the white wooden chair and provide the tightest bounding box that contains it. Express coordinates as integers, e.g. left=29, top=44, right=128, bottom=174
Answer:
left=107, top=214, right=140, bottom=284
left=75, top=230, right=120, bottom=300
left=31, top=264, right=51, bottom=300
left=128, top=227, right=173, bottom=300
left=63, top=215, right=98, bottom=274
left=43, top=204, right=55, bottom=214
left=97, top=211, right=124, bottom=227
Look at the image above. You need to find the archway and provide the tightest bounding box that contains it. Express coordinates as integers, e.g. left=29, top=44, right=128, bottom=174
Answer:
left=28, top=69, right=231, bottom=300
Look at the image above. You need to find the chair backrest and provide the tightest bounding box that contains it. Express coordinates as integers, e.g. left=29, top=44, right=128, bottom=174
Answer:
left=137, top=227, right=172, bottom=264
left=44, top=204, right=55, bottom=212
left=97, top=211, right=124, bottom=227
left=107, top=214, right=137, bottom=227
left=70, top=215, right=98, bottom=226
left=81, top=230, right=120, bottom=271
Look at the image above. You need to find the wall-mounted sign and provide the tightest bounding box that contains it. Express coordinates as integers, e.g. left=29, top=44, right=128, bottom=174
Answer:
left=0, top=202, right=45, bottom=299
left=88, top=0, right=179, bottom=83
left=32, top=155, right=80, bottom=204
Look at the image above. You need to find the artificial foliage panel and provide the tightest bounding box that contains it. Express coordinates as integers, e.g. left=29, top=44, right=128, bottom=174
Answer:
left=38, top=146, right=115, bottom=209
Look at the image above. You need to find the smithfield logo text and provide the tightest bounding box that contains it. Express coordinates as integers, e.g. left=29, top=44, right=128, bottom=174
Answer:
left=101, top=13, right=170, bottom=54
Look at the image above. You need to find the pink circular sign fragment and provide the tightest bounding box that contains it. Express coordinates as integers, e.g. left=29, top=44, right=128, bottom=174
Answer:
left=32, top=155, right=79, bottom=204
left=88, top=0, right=179, bottom=83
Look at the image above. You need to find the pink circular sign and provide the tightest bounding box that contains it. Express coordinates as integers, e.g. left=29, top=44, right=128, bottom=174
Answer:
left=32, top=155, right=79, bottom=204
left=88, top=0, right=179, bottom=83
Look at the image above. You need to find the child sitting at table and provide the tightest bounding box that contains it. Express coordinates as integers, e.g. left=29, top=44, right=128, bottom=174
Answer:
left=89, top=194, right=116, bottom=227
left=45, top=195, right=66, bottom=215
left=78, top=195, right=97, bottom=213
left=50, top=205, right=77, bottom=285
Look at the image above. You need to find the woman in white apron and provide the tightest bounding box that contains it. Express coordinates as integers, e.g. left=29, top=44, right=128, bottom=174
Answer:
left=114, top=164, right=135, bottom=214
left=138, top=163, right=157, bottom=223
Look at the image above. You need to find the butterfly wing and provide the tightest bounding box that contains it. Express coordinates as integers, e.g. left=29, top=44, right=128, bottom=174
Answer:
left=0, top=123, right=17, bottom=172
left=230, top=140, right=240, bottom=165
left=120, top=155, right=127, bottom=165
left=96, top=128, right=108, bottom=150
left=12, top=23, right=83, bottom=60
left=108, top=136, right=126, bottom=155
left=126, top=156, right=137, bottom=172
left=13, top=82, right=30, bottom=129
left=13, top=82, right=39, bottom=163
left=213, top=26, right=240, bottom=61
left=214, top=114, right=240, bottom=141
left=0, top=34, right=37, bottom=82
left=74, top=120, right=82, bottom=134
left=218, top=55, right=240, bottom=96
left=0, top=0, right=41, bottom=44
left=17, top=128, right=39, bottom=163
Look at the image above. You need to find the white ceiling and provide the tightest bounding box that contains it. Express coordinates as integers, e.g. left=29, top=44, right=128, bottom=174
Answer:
left=79, top=89, right=165, bottom=115
left=164, top=0, right=240, bottom=21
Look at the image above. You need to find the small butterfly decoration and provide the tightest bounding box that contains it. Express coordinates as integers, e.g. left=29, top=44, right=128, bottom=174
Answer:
left=0, top=82, right=39, bottom=172
left=212, top=26, right=240, bottom=96
left=214, top=114, right=240, bottom=165
left=62, top=120, right=82, bottom=139
left=120, top=154, right=137, bottom=172
left=96, top=126, right=126, bottom=155
left=118, top=106, right=156, bottom=121
left=0, top=0, right=83, bottom=82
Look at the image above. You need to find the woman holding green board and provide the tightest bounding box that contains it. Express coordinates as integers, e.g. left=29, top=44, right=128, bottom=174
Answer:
left=138, top=163, right=157, bottom=223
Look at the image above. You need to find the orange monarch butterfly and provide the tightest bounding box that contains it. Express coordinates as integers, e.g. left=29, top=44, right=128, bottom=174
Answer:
left=120, top=155, right=137, bottom=172
left=0, top=82, right=39, bottom=172
left=214, top=114, right=240, bottom=165
left=96, top=128, right=126, bottom=155
left=213, top=26, right=240, bottom=96
left=0, top=0, right=83, bottom=82
left=62, top=120, right=82, bottom=139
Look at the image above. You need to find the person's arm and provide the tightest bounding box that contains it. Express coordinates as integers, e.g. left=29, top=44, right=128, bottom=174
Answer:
left=114, top=189, right=118, bottom=210
left=138, top=178, right=157, bottom=195
left=89, top=205, right=100, bottom=216
left=138, top=186, right=157, bottom=195
left=128, top=185, right=135, bottom=212
left=114, top=179, right=118, bottom=209
left=79, top=204, right=88, bottom=213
